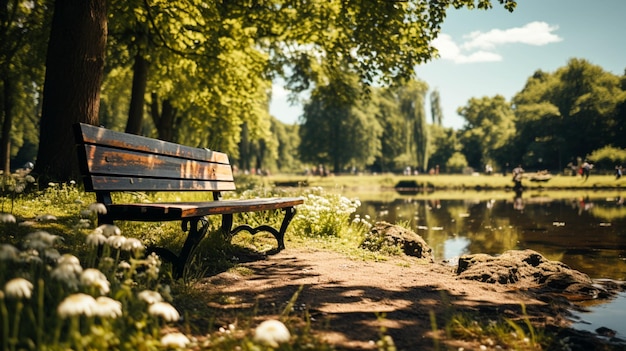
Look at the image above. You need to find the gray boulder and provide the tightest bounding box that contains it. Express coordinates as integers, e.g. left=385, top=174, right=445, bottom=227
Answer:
left=456, top=249, right=612, bottom=300
left=361, top=221, right=433, bottom=261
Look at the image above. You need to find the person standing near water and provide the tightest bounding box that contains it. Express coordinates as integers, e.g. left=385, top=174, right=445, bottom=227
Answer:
left=512, top=164, right=524, bottom=191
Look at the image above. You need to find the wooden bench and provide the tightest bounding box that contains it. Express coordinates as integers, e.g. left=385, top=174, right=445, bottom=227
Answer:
left=73, top=123, right=304, bottom=277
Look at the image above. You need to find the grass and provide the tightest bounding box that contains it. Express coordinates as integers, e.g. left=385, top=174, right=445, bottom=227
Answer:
left=0, top=172, right=594, bottom=350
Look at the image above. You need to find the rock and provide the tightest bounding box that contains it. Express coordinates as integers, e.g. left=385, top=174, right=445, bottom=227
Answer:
left=361, top=222, right=433, bottom=261
left=455, top=249, right=610, bottom=300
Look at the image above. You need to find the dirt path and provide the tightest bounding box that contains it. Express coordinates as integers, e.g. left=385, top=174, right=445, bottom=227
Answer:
left=196, top=248, right=585, bottom=350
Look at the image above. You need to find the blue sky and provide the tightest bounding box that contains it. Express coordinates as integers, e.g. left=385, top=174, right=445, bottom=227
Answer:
left=270, top=0, right=626, bottom=130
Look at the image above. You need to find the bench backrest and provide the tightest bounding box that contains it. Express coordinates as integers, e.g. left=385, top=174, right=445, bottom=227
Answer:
left=73, top=123, right=236, bottom=193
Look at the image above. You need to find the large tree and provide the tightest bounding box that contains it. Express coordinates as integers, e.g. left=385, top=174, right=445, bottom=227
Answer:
left=458, top=95, right=515, bottom=170
left=398, top=80, right=430, bottom=172
left=299, top=76, right=381, bottom=172
left=34, top=0, right=107, bottom=182
left=511, top=59, right=626, bottom=170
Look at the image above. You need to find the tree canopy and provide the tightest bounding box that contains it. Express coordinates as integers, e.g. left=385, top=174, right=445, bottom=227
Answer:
left=22, top=0, right=517, bottom=181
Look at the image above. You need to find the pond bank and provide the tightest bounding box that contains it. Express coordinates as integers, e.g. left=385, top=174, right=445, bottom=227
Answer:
left=266, top=173, right=625, bottom=192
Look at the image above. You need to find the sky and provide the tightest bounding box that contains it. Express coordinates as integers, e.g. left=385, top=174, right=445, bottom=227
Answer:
left=269, top=0, right=626, bottom=130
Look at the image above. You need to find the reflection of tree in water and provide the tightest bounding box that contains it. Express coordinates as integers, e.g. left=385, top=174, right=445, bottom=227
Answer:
left=458, top=199, right=521, bottom=256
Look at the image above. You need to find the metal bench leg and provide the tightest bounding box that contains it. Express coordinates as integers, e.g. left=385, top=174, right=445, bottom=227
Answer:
left=149, top=217, right=209, bottom=279
left=229, top=206, right=297, bottom=250
left=174, top=217, right=210, bottom=278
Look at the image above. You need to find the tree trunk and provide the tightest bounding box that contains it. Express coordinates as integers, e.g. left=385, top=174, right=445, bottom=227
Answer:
left=34, top=0, right=107, bottom=183
left=125, top=53, right=149, bottom=134
left=150, top=93, right=177, bottom=142
left=1, top=77, right=13, bottom=172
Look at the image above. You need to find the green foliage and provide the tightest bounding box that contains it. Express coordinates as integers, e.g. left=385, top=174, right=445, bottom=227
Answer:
left=586, top=146, right=626, bottom=171
left=398, top=80, right=430, bottom=171
left=512, top=59, right=626, bottom=171
left=447, top=305, right=549, bottom=351
left=299, top=75, right=382, bottom=172
left=0, top=169, right=36, bottom=213
left=428, top=125, right=459, bottom=173
left=458, top=95, right=516, bottom=170
left=0, top=0, right=49, bottom=170
left=291, top=187, right=361, bottom=237
left=446, top=152, right=469, bottom=173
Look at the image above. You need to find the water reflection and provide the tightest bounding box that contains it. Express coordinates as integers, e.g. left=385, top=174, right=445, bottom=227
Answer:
left=354, top=190, right=626, bottom=281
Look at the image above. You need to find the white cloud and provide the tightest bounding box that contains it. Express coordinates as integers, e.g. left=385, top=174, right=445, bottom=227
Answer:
left=433, top=34, right=502, bottom=63
left=462, top=21, right=562, bottom=50
left=432, top=34, right=461, bottom=60
left=432, top=21, right=562, bottom=64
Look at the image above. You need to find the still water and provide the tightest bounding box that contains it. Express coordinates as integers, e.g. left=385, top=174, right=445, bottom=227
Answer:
left=350, top=189, right=626, bottom=337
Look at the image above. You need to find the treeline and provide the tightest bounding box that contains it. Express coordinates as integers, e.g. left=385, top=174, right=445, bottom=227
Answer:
left=280, top=58, right=626, bottom=175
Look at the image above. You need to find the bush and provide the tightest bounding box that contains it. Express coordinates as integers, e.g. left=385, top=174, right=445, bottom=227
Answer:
left=290, top=187, right=361, bottom=237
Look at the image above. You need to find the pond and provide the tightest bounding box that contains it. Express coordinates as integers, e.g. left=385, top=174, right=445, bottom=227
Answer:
left=349, top=189, right=626, bottom=338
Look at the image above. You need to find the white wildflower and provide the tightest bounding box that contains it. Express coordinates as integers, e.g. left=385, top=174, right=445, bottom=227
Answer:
left=86, top=232, right=107, bottom=246
left=148, top=302, right=180, bottom=322
left=93, top=296, right=122, bottom=318
left=106, top=235, right=127, bottom=249
left=118, top=261, right=131, bottom=270
left=57, top=293, right=97, bottom=317
left=75, top=219, right=92, bottom=229
left=121, top=237, right=144, bottom=251
left=0, top=244, right=19, bottom=261
left=254, top=319, right=291, bottom=347
left=0, top=213, right=16, bottom=223
left=95, top=224, right=121, bottom=237
left=52, top=261, right=83, bottom=288
left=35, top=214, right=57, bottom=222
left=160, top=332, right=190, bottom=349
left=138, top=290, right=163, bottom=304
left=88, top=203, right=107, bottom=215
left=80, top=268, right=110, bottom=295
left=58, top=253, right=81, bottom=266
left=4, top=278, right=33, bottom=299
left=24, top=231, right=60, bottom=250
left=43, top=247, right=61, bottom=261
left=20, top=249, right=42, bottom=265
left=79, top=209, right=94, bottom=218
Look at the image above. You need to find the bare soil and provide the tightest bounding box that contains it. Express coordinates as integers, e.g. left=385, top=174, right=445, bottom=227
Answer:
left=194, top=247, right=623, bottom=350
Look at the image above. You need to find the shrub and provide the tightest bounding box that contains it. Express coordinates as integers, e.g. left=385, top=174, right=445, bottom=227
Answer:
left=291, top=187, right=361, bottom=237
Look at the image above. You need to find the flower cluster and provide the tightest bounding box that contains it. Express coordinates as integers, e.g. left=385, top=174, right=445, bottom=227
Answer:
left=291, top=187, right=361, bottom=237
left=0, top=220, right=181, bottom=350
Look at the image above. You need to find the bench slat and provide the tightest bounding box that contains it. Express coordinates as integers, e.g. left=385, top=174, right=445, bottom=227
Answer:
left=87, top=176, right=237, bottom=192
left=76, top=123, right=230, bottom=164
left=106, top=197, right=305, bottom=221
left=81, top=145, right=235, bottom=181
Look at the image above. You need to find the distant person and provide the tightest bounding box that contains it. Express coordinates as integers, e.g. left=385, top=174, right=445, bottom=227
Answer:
left=512, top=164, right=524, bottom=191
left=581, top=160, right=593, bottom=181
left=616, top=165, right=623, bottom=180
